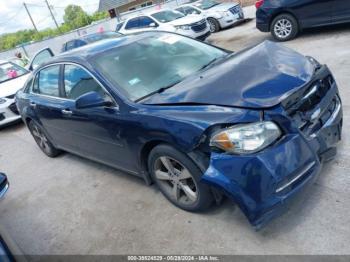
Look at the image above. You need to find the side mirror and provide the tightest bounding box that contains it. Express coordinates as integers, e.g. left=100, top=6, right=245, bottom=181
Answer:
left=75, top=91, right=113, bottom=109
left=0, top=173, right=9, bottom=199
left=149, top=22, right=157, bottom=27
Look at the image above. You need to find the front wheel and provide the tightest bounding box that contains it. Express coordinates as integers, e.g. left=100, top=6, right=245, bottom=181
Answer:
left=271, top=14, right=299, bottom=41
left=207, top=18, right=220, bottom=33
left=148, top=144, right=214, bottom=211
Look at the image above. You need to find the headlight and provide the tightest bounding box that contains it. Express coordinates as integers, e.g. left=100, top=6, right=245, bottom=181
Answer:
left=175, top=25, right=191, bottom=30
left=218, top=11, right=231, bottom=17
left=0, top=98, right=6, bottom=104
left=210, top=121, right=281, bottom=154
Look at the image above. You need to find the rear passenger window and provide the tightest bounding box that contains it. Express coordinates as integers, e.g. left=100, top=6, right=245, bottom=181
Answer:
left=139, top=16, right=156, bottom=27
left=33, top=65, right=60, bottom=97
left=64, top=64, right=107, bottom=100
left=125, top=18, right=139, bottom=29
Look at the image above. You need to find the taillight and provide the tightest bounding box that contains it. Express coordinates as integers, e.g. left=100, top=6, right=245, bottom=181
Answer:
left=255, top=0, right=264, bottom=9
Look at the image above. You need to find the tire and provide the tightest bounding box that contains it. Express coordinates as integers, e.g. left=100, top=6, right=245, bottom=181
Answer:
left=28, top=120, right=61, bottom=157
left=270, top=14, right=299, bottom=41
left=148, top=144, right=214, bottom=212
left=207, top=18, right=220, bottom=33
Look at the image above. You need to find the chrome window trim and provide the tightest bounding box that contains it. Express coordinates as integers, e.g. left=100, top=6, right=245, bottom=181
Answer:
left=29, top=62, right=119, bottom=110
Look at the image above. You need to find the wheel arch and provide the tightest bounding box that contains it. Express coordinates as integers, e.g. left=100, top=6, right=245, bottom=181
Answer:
left=268, top=10, right=300, bottom=31
left=139, top=139, right=210, bottom=184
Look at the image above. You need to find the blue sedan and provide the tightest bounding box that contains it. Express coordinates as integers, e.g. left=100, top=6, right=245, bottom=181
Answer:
left=16, top=32, right=343, bottom=228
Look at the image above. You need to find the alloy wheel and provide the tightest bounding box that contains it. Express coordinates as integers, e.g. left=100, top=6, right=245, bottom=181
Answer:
left=274, top=18, right=292, bottom=39
left=208, top=20, right=216, bottom=33
left=31, top=124, right=51, bottom=154
left=154, top=156, right=198, bottom=205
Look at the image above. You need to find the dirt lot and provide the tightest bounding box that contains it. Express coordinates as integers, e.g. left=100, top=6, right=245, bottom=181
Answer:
left=1, top=9, right=350, bottom=256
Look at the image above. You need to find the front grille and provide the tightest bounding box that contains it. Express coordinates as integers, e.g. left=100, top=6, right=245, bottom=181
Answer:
left=282, top=69, right=338, bottom=137
left=0, top=113, right=5, bottom=121
left=8, top=102, right=19, bottom=115
left=229, top=5, right=241, bottom=15
left=190, top=19, right=207, bottom=32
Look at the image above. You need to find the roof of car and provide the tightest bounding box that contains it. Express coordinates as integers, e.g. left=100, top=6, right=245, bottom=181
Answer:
left=50, top=32, right=155, bottom=63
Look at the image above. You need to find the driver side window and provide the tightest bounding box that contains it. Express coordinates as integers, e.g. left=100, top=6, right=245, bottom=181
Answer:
left=63, top=64, right=110, bottom=101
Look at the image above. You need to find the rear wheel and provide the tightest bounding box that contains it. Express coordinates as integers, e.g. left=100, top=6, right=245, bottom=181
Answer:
left=148, top=144, right=213, bottom=211
left=207, top=18, right=220, bottom=33
left=28, top=121, right=61, bottom=157
left=271, top=14, right=299, bottom=41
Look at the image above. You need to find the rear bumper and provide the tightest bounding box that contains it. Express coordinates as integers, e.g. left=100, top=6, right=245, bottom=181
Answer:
left=256, top=22, right=269, bottom=32
left=256, top=8, right=271, bottom=32
left=201, top=81, right=343, bottom=228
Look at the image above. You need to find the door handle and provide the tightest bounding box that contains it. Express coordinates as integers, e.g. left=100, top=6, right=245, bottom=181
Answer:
left=30, top=102, right=36, bottom=108
left=61, top=109, right=73, bottom=115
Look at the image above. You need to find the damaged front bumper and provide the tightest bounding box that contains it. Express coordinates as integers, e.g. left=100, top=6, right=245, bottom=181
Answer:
left=201, top=66, right=343, bottom=228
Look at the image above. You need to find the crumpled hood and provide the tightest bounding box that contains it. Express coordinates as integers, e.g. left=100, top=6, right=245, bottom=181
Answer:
left=0, top=73, right=29, bottom=98
left=168, top=15, right=204, bottom=26
left=142, top=41, right=315, bottom=109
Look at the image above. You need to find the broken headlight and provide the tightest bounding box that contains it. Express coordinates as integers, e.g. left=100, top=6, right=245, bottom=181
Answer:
left=210, top=121, right=281, bottom=154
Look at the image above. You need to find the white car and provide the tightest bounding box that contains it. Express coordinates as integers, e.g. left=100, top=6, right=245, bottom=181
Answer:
left=0, top=61, right=30, bottom=127
left=176, top=0, right=244, bottom=33
left=117, top=9, right=211, bottom=40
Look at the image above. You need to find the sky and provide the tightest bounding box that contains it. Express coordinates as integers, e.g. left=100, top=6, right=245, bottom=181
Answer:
left=0, top=0, right=100, bottom=34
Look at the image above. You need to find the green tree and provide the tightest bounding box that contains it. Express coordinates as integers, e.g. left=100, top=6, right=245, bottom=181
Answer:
left=63, top=5, right=91, bottom=30
left=89, top=11, right=109, bottom=22
left=0, top=5, right=111, bottom=52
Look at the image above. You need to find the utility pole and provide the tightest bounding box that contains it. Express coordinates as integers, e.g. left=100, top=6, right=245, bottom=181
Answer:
left=44, top=0, right=60, bottom=32
left=23, top=3, right=38, bottom=32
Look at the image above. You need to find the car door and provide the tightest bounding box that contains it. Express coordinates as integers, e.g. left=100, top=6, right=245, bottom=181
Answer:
left=332, top=0, right=350, bottom=23
left=59, top=63, right=135, bottom=171
left=291, top=0, right=333, bottom=28
left=28, top=64, right=76, bottom=149
left=28, top=48, right=54, bottom=71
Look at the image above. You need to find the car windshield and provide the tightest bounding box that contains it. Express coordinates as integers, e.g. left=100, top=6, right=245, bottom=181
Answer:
left=194, top=0, right=220, bottom=10
left=92, top=33, right=228, bottom=101
left=0, top=62, right=28, bottom=84
left=83, top=32, right=122, bottom=43
left=151, top=10, right=185, bottom=23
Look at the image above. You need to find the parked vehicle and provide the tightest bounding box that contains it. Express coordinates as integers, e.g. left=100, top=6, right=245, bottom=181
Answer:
left=9, top=57, right=27, bottom=68
left=117, top=9, right=211, bottom=40
left=0, top=61, right=30, bottom=127
left=0, top=173, right=9, bottom=199
left=176, top=0, right=244, bottom=33
left=61, top=31, right=123, bottom=53
left=16, top=32, right=343, bottom=228
left=0, top=173, right=26, bottom=262
left=256, top=0, right=350, bottom=41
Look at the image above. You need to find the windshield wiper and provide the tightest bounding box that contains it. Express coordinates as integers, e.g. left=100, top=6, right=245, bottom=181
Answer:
left=199, top=53, right=233, bottom=72
left=135, top=80, right=182, bottom=102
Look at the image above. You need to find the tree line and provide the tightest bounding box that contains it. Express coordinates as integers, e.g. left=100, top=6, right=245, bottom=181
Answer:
left=0, top=5, right=109, bottom=52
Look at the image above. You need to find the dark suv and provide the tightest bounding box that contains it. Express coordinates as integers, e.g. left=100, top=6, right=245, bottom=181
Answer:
left=255, top=0, right=350, bottom=41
